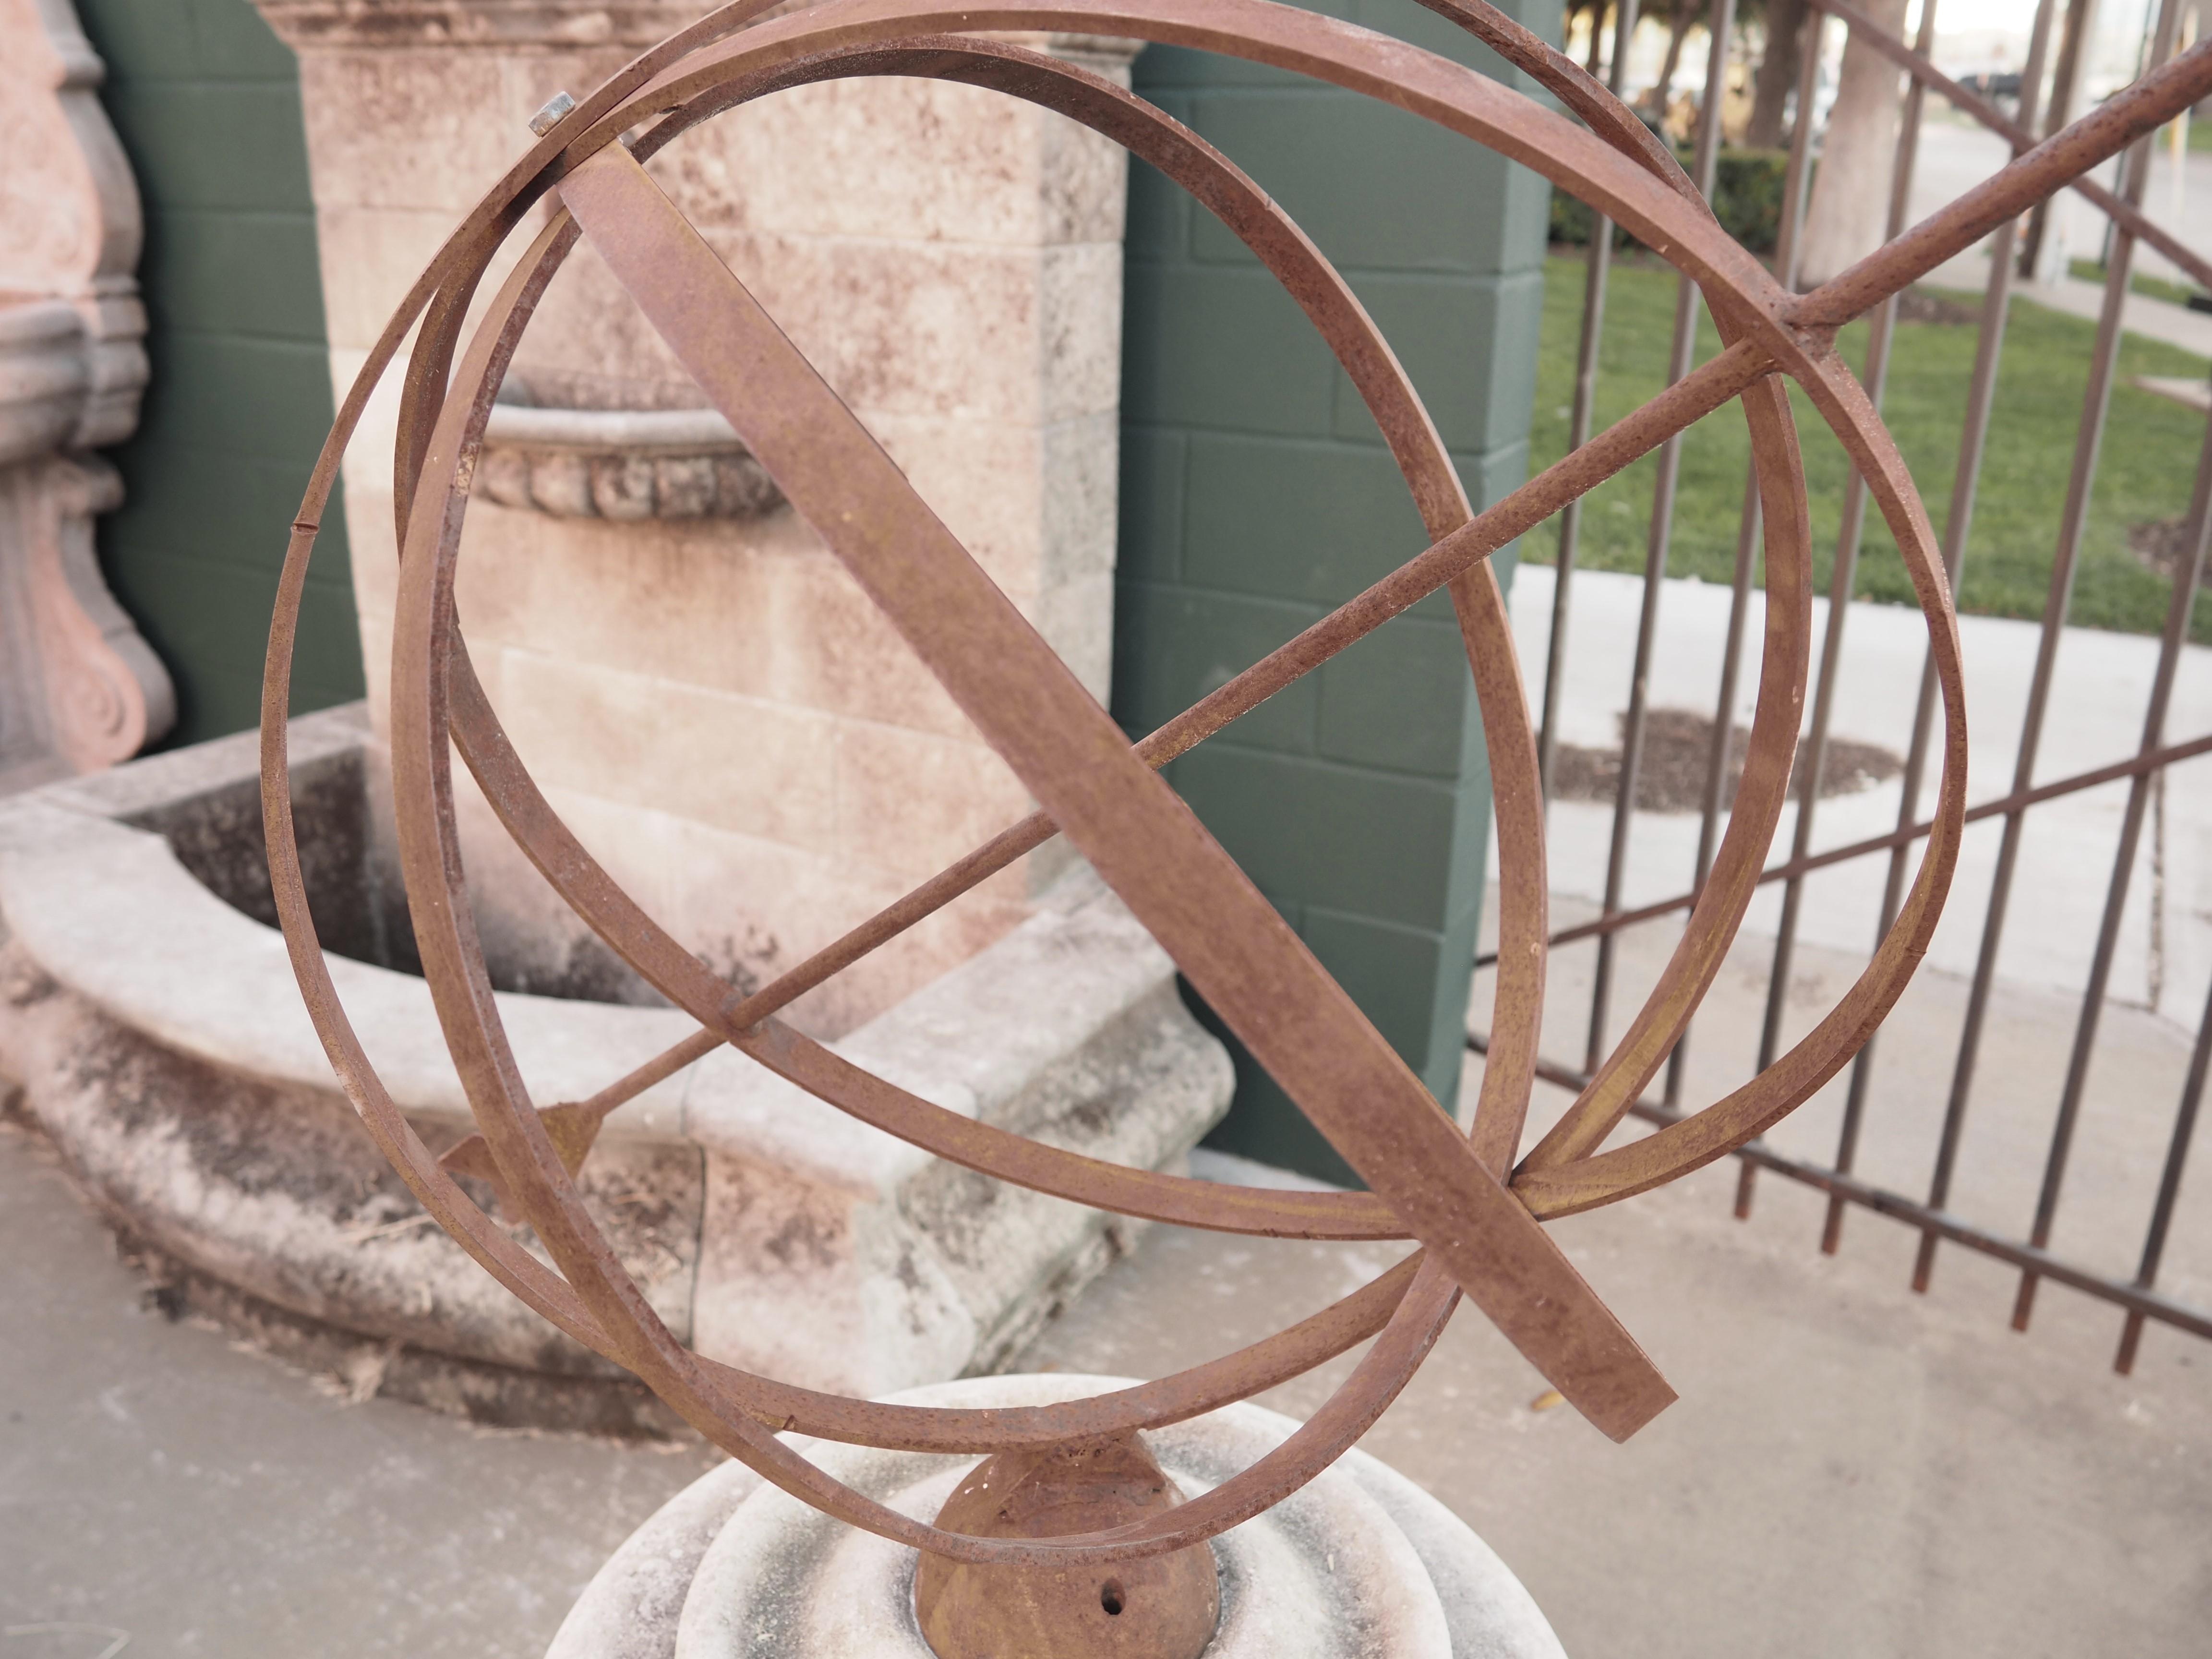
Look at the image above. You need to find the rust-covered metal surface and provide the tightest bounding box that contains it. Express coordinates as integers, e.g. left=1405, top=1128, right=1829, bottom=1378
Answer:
left=1484, top=0, right=2212, bottom=1378
left=258, top=0, right=2212, bottom=1568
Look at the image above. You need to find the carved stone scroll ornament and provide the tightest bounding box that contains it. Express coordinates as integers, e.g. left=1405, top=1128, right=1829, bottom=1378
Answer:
left=0, top=0, right=171, bottom=791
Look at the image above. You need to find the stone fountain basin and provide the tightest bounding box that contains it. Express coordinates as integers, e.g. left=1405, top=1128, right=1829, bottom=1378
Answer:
left=0, top=704, right=1230, bottom=1432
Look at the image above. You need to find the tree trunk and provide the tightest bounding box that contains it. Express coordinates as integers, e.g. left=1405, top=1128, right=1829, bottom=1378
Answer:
left=1747, top=0, right=1807, bottom=148
left=1796, top=0, right=1911, bottom=287
left=1573, top=0, right=1607, bottom=70
left=2020, top=0, right=2099, bottom=278
left=1648, top=0, right=1704, bottom=118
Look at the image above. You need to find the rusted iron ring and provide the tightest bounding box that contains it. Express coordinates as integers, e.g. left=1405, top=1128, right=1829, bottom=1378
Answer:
left=255, top=0, right=2017, bottom=1566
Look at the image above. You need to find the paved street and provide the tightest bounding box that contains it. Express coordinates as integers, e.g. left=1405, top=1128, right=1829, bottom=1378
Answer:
left=1906, top=118, right=2212, bottom=299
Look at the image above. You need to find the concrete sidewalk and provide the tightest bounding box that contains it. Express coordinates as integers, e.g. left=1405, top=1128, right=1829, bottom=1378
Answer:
left=1909, top=119, right=2212, bottom=363
left=1505, top=563, right=2212, bottom=1029
left=1919, top=244, right=2212, bottom=359
left=1469, top=883, right=2212, bottom=1334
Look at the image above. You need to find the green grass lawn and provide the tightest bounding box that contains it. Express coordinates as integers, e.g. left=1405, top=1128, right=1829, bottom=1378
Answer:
left=1525, top=251, right=2212, bottom=642
left=2068, top=256, right=2203, bottom=308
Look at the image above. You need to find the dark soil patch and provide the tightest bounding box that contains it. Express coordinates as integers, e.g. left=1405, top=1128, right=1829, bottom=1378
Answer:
left=2128, top=515, right=2207, bottom=579
left=1551, top=707, right=1904, bottom=814
left=1894, top=289, right=1983, bottom=327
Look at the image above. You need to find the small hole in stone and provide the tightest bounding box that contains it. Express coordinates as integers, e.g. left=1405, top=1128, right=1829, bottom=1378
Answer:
left=1100, top=1580, right=1125, bottom=1616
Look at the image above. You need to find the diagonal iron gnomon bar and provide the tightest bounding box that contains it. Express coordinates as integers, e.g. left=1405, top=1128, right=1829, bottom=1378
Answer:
left=256, top=0, right=2212, bottom=1569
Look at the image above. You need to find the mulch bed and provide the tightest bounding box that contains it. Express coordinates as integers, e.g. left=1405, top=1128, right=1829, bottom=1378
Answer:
left=1894, top=289, right=1983, bottom=327
left=2128, top=516, right=2208, bottom=579
left=1551, top=707, right=1904, bottom=814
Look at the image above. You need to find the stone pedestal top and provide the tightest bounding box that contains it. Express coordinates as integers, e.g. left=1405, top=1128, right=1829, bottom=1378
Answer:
left=547, top=1373, right=1569, bottom=1659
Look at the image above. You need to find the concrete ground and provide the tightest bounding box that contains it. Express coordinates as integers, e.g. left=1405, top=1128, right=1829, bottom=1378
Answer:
left=7, top=898, right=2210, bottom=1659
left=1041, top=1154, right=2212, bottom=1659
left=1918, top=242, right=2212, bottom=359
left=0, top=1113, right=719, bottom=1659
left=1507, top=560, right=2212, bottom=1027
left=1469, top=886, right=2212, bottom=1313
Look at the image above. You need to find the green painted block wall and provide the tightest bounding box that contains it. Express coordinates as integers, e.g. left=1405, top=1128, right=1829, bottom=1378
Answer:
left=74, top=0, right=361, bottom=749
left=1113, top=0, right=1560, bottom=1184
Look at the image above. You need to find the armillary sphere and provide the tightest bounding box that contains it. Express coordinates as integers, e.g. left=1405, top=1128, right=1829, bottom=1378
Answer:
left=256, top=0, right=2212, bottom=1637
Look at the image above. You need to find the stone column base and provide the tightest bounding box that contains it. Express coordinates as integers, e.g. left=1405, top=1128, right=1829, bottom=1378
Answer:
left=547, top=1374, right=1569, bottom=1659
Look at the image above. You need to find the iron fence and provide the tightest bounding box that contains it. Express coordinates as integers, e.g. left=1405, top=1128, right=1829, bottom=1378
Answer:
left=1470, top=0, right=2212, bottom=1372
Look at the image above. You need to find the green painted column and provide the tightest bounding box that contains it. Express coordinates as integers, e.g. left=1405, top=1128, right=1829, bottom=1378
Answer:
left=1112, top=0, right=1559, bottom=1183
left=73, top=0, right=360, bottom=748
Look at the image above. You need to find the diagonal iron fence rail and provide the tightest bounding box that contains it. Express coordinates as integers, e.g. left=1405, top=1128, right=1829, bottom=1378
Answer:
left=1472, top=0, right=2212, bottom=1375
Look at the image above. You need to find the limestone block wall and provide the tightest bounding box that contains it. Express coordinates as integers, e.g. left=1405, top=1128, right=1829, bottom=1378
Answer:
left=255, top=1, right=1137, bottom=1035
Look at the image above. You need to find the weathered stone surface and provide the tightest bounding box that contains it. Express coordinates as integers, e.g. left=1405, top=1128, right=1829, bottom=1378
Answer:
left=0, top=0, right=170, bottom=792
left=256, top=0, right=1138, bottom=1013
left=2, top=0, right=1207, bottom=1431
left=0, top=709, right=1232, bottom=1418
left=0, top=450, right=173, bottom=788
left=545, top=1374, right=1571, bottom=1659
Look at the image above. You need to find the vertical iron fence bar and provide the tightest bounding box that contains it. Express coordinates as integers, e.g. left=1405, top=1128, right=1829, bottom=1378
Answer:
left=1587, top=0, right=1739, bottom=1075
left=2117, top=946, right=2212, bottom=1372
left=1670, top=477, right=1762, bottom=1107
left=2114, top=378, right=2212, bottom=1370
left=1663, top=9, right=1758, bottom=1108
left=2020, top=0, right=2101, bottom=278
left=1831, top=0, right=2053, bottom=1256
left=2102, top=0, right=2164, bottom=270
left=1922, top=0, right=2183, bottom=1299
left=2016, top=92, right=2208, bottom=1330
left=1791, top=0, right=1948, bottom=1250
left=1907, top=0, right=2064, bottom=1288
left=1759, top=0, right=1938, bottom=1074
left=1540, top=0, right=1642, bottom=806
left=1775, top=7, right=1822, bottom=295
left=1739, top=0, right=1938, bottom=1221
left=1668, top=2, right=1823, bottom=1111
left=1777, top=6, right=1821, bottom=291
